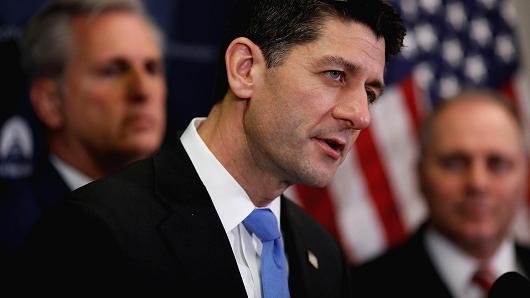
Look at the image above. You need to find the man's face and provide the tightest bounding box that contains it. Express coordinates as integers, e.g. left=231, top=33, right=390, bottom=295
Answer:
left=58, top=11, right=166, bottom=162
left=245, top=18, right=385, bottom=187
left=420, top=99, right=527, bottom=251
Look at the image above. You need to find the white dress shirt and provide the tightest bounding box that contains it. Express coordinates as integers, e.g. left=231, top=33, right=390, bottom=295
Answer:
left=180, top=117, right=282, bottom=298
left=50, top=154, right=92, bottom=190
left=425, top=227, right=521, bottom=298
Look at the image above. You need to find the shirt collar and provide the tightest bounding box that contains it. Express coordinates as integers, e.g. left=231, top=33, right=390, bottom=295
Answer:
left=180, top=117, right=281, bottom=234
left=425, top=226, right=518, bottom=296
left=49, top=154, right=92, bottom=190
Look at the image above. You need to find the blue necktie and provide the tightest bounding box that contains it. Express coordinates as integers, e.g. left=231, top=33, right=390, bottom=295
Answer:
left=243, top=208, right=290, bottom=298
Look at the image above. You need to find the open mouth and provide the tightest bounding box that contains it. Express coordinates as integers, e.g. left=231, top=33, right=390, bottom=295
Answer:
left=325, top=139, right=342, bottom=151
left=315, top=137, right=345, bottom=160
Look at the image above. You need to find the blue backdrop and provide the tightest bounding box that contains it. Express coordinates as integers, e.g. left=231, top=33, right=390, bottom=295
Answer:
left=0, top=0, right=234, bottom=180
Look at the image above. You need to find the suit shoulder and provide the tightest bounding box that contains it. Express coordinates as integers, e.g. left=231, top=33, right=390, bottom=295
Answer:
left=57, top=156, right=166, bottom=228
left=282, top=197, right=347, bottom=264
left=283, top=198, right=337, bottom=244
left=354, top=230, right=425, bottom=275
left=71, top=157, right=155, bottom=204
left=516, top=242, right=530, bottom=273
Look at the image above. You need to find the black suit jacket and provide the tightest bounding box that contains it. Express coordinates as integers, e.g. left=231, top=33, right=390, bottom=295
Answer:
left=17, top=138, right=351, bottom=297
left=350, top=224, right=530, bottom=298
left=1, top=157, right=69, bottom=260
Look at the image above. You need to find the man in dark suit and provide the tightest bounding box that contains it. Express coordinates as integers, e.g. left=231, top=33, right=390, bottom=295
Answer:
left=0, top=0, right=166, bottom=260
left=18, top=0, right=405, bottom=296
left=351, top=90, right=530, bottom=298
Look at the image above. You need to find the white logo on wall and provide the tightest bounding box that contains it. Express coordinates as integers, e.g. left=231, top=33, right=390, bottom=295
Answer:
left=0, top=116, right=33, bottom=178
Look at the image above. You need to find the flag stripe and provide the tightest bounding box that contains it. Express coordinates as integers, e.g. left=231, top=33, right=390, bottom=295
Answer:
left=294, top=185, right=341, bottom=240
left=354, top=127, right=406, bottom=247
left=331, top=148, right=386, bottom=262
left=400, top=76, right=423, bottom=136
left=370, top=86, right=427, bottom=233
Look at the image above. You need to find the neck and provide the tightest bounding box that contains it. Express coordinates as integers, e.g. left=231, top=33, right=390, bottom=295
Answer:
left=198, top=94, right=288, bottom=207
left=460, top=239, right=504, bottom=261
left=48, top=136, right=133, bottom=180
left=434, top=224, right=506, bottom=261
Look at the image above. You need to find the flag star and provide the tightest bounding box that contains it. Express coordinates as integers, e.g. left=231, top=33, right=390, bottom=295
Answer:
left=400, top=0, right=419, bottom=20
left=439, top=76, right=461, bottom=99
left=446, top=2, right=467, bottom=31
left=465, top=55, right=487, bottom=83
left=415, top=23, right=438, bottom=51
left=496, top=35, right=515, bottom=63
left=401, top=32, right=418, bottom=59
left=478, top=0, right=497, bottom=10
left=414, top=63, right=435, bottom=90
left=500, top=1, right=517, bottom=27
left=419, top=0, right=442, bottom=14
left=470, top=18, right=492, bottom=47
left=443, top=39, right=464, bottom=67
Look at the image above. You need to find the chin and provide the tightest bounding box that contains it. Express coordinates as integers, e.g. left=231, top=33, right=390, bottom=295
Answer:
left=288, top=157, right=337, bottom=187
left=132, top=134, right=163, bottom=149
left=298, top=172, right=334, bottom=188
left=120, top=141, right=160, bottom=160
left=460, top=223, right=496, bottom=240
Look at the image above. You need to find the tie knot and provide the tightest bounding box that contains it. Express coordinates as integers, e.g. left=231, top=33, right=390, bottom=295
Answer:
left=243, top=209, right=280, bottom=242
left=472, top=265, right=495, bottom=292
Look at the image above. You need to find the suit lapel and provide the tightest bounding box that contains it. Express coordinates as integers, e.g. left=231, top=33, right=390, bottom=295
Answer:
left=413, top=224, right=455, bottom=297
left=516, top=244, right=530, bottom=277
left=152, top=138, right=246, bottom=296
left=32, top=156, right=70, bottom=206
left=281, top=197, right=314, bottom=298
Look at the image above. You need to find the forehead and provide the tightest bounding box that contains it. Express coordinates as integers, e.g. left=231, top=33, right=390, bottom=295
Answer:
left=69, top=11, right=161, bottom=59
left=430, top=100, right=523, bottom=154
left=289, top=18, right=385, bottom=75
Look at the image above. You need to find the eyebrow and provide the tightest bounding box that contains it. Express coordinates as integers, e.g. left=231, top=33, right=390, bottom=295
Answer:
left=314, top=55, right=386, bottom=94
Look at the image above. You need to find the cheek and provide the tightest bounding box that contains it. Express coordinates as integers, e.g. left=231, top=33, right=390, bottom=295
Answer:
left=425, top=170, right=462, bottom=197
left=66, top=95, right=124, bottom=137
left=273, top=73, right=328, bottom=109
left=290, top=90, right=334, bottom=131
left=82, top=87, right=125, bottom=116
left=260, top=74, right=330, bottom=138
left=493, top=180, right=525, bottom=210
left=422, top=171, right=463, bottom=210
left=147, top=80, right=166, bottom=103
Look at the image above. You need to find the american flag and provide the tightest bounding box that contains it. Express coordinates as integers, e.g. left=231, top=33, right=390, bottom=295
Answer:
left=286, top=0, right=530, bottom=265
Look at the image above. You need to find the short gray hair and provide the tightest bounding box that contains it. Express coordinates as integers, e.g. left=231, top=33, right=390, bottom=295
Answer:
left=22, top=0, right=164, bottom=80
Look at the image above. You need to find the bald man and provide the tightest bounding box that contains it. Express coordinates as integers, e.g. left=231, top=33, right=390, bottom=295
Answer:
left=351, top=90, right=530, bottom=298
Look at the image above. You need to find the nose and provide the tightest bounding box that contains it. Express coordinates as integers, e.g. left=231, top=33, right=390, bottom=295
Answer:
left=331, top=89, right=371, bottom=130
left=466, top=160, right=489, bottom=195
left=128, top=66, right=150, bottom=103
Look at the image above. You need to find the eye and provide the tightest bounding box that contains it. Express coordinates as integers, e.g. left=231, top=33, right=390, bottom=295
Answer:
left=97, top=60, right=128, bottom=77
left=324, top=70, right=345, bottom=83
left=487, top=155, right=513, bottom=174
left=145, top=59, right=164, bottom=76
left=438, top=154, right=468, bottom=172
left=366, top=89, right=377, bottom=104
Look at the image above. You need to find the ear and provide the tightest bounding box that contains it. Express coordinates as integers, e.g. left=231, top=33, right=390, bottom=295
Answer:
left=225, top=37, right=265, bottom=99
left=30, top=78, right=64, bottom=130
